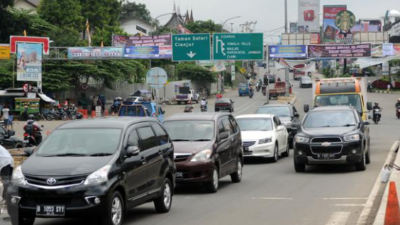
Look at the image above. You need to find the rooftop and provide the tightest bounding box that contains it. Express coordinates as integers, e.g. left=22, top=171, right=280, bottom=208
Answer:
left=58, top=117, right=159, bottom=130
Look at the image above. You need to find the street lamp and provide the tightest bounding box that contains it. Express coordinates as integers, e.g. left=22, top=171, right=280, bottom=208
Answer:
left=221, top=16, right=241, bottom=32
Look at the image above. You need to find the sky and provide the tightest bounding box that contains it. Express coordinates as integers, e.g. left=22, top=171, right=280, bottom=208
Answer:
left=132, top=0, right=400, bottom=43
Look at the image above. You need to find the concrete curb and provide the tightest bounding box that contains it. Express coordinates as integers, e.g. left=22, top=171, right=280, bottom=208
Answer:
left=290, top=96, right=297, bottom=105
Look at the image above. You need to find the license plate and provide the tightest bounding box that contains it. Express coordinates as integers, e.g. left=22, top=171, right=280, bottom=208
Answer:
left=176, top=172, right=183, bottom=178
left=241, top=88, right=246, bottom=90
left=318, top=154, right=335, bottom=160
left=36, top=205, right=65, bottom=217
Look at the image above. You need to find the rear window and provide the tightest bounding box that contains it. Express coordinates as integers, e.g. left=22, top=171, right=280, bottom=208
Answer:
left=119, top=106, right=146, bottom=117
left=140, top=103, right=153, bottom=114
left=216, top=98, right=231, bottom=103
left=239, top=83, right=248, bottom=88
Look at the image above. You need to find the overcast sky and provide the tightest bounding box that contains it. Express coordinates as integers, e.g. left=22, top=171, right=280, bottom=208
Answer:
left=132, top=0, right=400, bottom=43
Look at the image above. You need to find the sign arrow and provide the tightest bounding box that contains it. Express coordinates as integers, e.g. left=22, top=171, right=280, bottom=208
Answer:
left=187, top=51, right=196, bottom=58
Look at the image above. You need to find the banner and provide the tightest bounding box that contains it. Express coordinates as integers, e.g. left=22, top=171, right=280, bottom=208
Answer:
left=269, top=45, right=307, bottom=58
left=124, top=45, right=172, bottom=59
left=0, top=44, right=10, bottom=60
left=298, top=0, right=320, bottom=33
left=371, top=44, right=400, bottom=57
left=308, top=44, right=371, bottom=58
left=112, top=34, right=172, bottom=47
left=322, top=5, right=347, bottom=43
left=68, top=47, right=124, bottom=59
left=17, top=43, right=42, bottom=82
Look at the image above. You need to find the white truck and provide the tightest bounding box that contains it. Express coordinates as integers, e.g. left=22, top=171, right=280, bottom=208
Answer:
left=176, top=87, right=199, bottom=105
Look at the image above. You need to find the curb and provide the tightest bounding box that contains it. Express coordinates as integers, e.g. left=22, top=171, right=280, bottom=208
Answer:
left=290, top=96, right=297, bottom=105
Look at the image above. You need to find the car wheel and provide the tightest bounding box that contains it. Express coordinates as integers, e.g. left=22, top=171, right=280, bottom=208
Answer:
left=355, top=151, right=367, bottom=171
left=366, top=150, right=371, bottom=164
left=206, top=167, right=219, bottom=193
left=281, top=142, right=290, bottom=157
left=15, top=142, right=24, bottom=149
left=177, top=101, right=181, bottom=105
left=230, top=158, right=243, bottom=183
left=271, top=144, right=279, bottom=163
left=215, top=109, right=219, bottom=112
left=10, top=214, right=35, bottom=225
left=101, top=191, right=124, bottom=225
left=61, top=114, right=68, bottom=121
left=294, top=160, right=306, bottom=172
left=154, top=178, right=173, bottom=213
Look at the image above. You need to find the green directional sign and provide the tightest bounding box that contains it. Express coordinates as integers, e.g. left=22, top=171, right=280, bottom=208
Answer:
left=172, top=34, right=211, bottom=61
left=213, top=33, right=264, bottom=60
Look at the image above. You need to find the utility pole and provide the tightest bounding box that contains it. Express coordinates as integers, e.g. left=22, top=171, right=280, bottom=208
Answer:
left=284, top=0, right=288, bottom=33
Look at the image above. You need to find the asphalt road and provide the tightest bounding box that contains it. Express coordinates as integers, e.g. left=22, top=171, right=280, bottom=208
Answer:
left=3, top=66, right=400, bottom=225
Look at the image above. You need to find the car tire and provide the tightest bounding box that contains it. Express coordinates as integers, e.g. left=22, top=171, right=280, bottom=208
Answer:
left=10, top=214, right=35, bottom=225
left=215, top=109, right=219, bottom=112
left=101, top=191, right=124, bottom=225
left=177, top=101, right=181, bottom=105
left=230, top=158, right=243, bottom=183
left=154, top=178, right=173, bottom=213
left=281, top=142, right=290, bottom=157
left=271, top=144, right=279, bottom=163
left=294, top=160, right=306, bottom=172
left=366, top=150, right=371, bottom=164
left=205, top=167, right=219, bottom=193
left=45, top=113, right=54, bottom=121
left=355, top=151, right=367, bottom=171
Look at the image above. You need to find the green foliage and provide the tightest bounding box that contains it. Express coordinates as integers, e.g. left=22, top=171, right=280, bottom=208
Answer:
left=151, top=26, right=178, bottom=35
left=80, top=0, right=122, bottom=29
left=323, top=67, right=335, bottom=78
left=186, top=20, right=223, bottom=33
left=120, top=2, right=153, bottom=23
left=389, top=59, right=400, bottom=67
left=176, top=63, right=216, bottom=83
left=0, top=59, right=14, bottom=89
left=363, top=67, right=375, bottom=77
left=38, top=0, right=84, bottom=31
left=91, top=26, right=127, bottom=46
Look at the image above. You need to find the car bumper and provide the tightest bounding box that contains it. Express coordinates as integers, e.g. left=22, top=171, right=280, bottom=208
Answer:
left=175, top=161, right=215, bottom=183
left=294, top=141, right=363, bottom=165
left=244, top=142, right=275, bottom=158
left=7, top=183, right=110, bottom=218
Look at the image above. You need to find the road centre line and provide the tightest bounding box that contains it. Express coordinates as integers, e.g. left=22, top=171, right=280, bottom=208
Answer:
left=323, top=198, right=368, bottom=200
left=326, top=212, right=351, bottom=225
left=248, top=197, right=293, bottom=200
left=334, top=204, right=366, bottom=207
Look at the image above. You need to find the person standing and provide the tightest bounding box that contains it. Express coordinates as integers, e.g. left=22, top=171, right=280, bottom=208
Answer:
left=0, top=144, right=13, bottom=204
left=2, top=105, right=10, bottom=130
left=387, top=84, right=391, bottom=92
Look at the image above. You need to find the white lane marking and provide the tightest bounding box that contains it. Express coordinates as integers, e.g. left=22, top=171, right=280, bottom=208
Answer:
left=248, top=197, right=293, bottom=200
left=323, top=198, right=368, bottom=200
left=334, top=204, right=366, bottom=207
left=326, top=212, right=351, bottom=225
left=233, top=100, right=264, bottom=115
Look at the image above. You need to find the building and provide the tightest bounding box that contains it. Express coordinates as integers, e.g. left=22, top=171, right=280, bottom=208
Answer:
left=120, top=17, right=154, bottom=36
left=164, top=3, right=194, bottom=33
left=14, top=0, right=40, bottom=12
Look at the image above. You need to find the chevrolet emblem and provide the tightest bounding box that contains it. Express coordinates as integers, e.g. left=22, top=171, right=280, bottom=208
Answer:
left=321, top=142, right=331, bottom=147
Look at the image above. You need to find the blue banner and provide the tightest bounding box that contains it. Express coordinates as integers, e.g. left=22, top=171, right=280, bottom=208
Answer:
left=68, top=47, right=124, bottom=59
left=124, top=46, right=172, bottom=59
left=269, top=45, right=307, bottom=58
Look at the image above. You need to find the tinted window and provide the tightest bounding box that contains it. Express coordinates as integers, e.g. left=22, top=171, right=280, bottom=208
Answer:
left=119, top=106, right=146, bottom=117
left=229, top=116, right=239, bottom=133
left=218, top=121, right=225, bottom=134
left=128, top=130, right=139, bottom=146
left=137, top=127, right=158, bottom=150
left=216, top=98, right=231, bottom=104
left=315, top=95, right=362, bottom=112
left=236, top=118, right=273, bottom=131
left=256, top=106, right=291, bottom=117
left=152, top=123, right=169, bottom=145
left=304, top=111, right=356, bottom=128
left=221, top=118, right=232, bottom=134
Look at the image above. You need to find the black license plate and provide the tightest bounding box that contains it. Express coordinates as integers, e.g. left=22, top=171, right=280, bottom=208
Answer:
left=36, top=205, right=65, bottom=217
left=318, top=154, right=336, bottom=160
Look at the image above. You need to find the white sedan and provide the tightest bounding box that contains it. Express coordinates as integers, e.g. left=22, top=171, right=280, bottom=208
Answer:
left=236, top=114, right=289, bottom=162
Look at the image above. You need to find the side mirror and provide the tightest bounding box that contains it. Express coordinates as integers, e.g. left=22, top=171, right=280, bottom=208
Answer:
left=294, top=112, right=300, bottom=118
left=277, top=125, right=286, bottom=131
left=363, top=121, right=370, bottom=126
left=218, top=132, right=229, bottom=141
left=126, top=146, right=140, bottom=157
left=7, top=130, right=15, bottom=137
left=367, top=102, right=372, bottom=110
left=304, top=104, right=310, bottom=113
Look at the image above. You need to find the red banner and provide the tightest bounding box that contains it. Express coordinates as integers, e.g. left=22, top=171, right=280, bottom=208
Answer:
left=308, top=44, right=371, bottom=58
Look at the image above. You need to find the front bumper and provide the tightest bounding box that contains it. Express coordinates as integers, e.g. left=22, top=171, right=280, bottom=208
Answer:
left=7, top=182, right=110, bottom=218
left=294, top=141, right=362, bottom=165
left=175, top=161, right=215, bottom=183
left=243, top=141, right=275, bottom=158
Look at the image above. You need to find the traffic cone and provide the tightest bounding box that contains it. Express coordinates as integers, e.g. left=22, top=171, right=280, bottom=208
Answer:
left=91, top=111, right=96, bottom=119
left=104, top=110, right=109, bottom=117
left=385, top=182, right=400, bottom=225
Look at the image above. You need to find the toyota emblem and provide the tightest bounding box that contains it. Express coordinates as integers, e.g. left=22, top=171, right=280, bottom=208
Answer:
left=46, top=178, right=57, bottom=186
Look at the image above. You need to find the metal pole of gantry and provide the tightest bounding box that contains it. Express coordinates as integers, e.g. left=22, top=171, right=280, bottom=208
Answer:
left=285, top=67, right=290, bottom=97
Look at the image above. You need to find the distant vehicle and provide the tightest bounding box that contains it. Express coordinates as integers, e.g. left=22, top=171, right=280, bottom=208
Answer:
left=256, top=104, right=300, bottom=148
left=293, top=64, right=306, bottom=80
left=299, top=76, right=312, bottom=88
left=123, top=96, right=144, bottom=105
left=238, top=83, right=250, bottom=96
left=164, top=113, right=243, bottom=193
left=294, top=106, right=371, bottom=172
left=269, top=81, right=286, bottom=99
left=118, top=104, right=150, bottom=117
left=215, top=98, right=234, bottom=112
left=7, top=118, right=176, bottom=225
left=134, top=101, right=165, bottom=122
left=236, top=114, right=289, bottom=162
left=0, top=126, right=23, bottom=149
left=176, top=87, right=199, bottom=105
left=268, top=74, right=276, bottom=84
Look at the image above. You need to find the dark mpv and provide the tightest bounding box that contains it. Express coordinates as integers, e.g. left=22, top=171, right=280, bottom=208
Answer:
left=7, top=117, right=175, bottom=225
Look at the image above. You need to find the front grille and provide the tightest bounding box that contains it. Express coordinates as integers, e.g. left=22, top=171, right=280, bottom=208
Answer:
left=25, top=175, right=86, bottom=187
left=311, top=146, right=342, bottom=154
left=21, top=197, right=87, bottom=207
left=174, top=154, right=191, bottom=162
left=311, top=138, right=342, bottom=143
left=243, top=141, right=256, bottom=147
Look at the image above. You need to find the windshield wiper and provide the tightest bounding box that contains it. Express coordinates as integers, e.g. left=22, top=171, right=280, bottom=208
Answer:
left=90, top=153, right=113, bottom=157
left=171, top=139, right=191, bottom=142
left=44, top=153, right=87, bottom=157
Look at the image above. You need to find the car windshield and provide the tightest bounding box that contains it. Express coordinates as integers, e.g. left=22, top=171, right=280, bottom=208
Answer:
left=119, top=106, right=146, bottom=117
left=315, top=94, right=362, bottom=112
left=304, top=111, right=357, bottom=128
left=164, top=120, right=214, bottom=141
left=302, top=77, right=311, bottom=81
left=37, top=129, right=122, bottom=157
left=256, top=106, right=291, bottom=117
left=236, top=118, right=273, bottom=131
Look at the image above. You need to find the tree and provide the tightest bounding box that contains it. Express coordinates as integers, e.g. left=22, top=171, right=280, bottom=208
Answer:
left=0, top=0, right=14, bottom=42
left=176, top=63, right=216, bottom=83
left=38, top=0, right=84, bottom=31
left=120, top=2, right=153, bottom=23
left=80, top=0, right=122, bottom=30
left=185, top=20, right=222, bottom=34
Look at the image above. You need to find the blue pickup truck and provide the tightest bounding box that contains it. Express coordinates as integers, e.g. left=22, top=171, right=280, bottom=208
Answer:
left=135, top=101, right=165, bottom=122
left=238, top=83, right=250, bottom=96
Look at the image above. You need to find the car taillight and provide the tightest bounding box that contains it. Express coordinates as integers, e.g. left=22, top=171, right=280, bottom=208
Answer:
left=24, top=134, right=29, bottom=137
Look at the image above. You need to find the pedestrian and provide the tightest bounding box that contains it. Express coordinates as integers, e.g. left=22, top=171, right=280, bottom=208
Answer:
left=2, top=105, right=10, bottom=130
left=0, top=144, right=13, bottom=204
left=387, top=84, right=391, bottom=92
left=91, top=96, right=96, bottom=112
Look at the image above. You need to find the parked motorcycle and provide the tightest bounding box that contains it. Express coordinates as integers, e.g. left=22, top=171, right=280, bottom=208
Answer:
left=45, top=108, right=68, bottom=121
left=396, top=106, right=400, bottom=119
left=373, top=108, right=382, bottom=124
left=200, top=105, right=207, bottom=112
left=256, top=85, right=260, bottom=92
left=23, top=122, right=43, bottom=147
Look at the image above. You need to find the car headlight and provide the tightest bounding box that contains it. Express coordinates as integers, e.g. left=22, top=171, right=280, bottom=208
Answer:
left=12, top=166, right=27, bottom=186
left=191, top=149, right=212, bottom=162
left=344, top=134, right=360, bottom=142
left=295, top=136, right=310, bottom=143
left=259, top=138, right=272, bottom=144
left=84, top=165, right=111, bottom=185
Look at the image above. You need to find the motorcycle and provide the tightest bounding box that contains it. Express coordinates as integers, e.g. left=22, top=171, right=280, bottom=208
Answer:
left=262, top=85, right=267, bottom=96
left=373, top=108, right=382, bottom=124
left=200, top=104, right=207, bottom=112
left=396, top=106, right=400, bottom=119
left=249, top=90, right=254, bottom=99
left=256, top=85, right=261, bottom=92
left=367, top=84, right=373, bottom=93
left=23, top=122, right=43, bottom=147
left=45, top=108, right=68, bottom=121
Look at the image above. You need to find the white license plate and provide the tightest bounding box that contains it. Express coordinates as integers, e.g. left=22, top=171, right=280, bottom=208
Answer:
left=36, top=205, right=65, bottom=216
left=176, top=172, right=183, bottom=178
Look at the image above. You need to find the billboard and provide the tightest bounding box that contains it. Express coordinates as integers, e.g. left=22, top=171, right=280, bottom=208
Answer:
left=298, top=0, right=320, bottom=33
left=308, top=44, right=371, bottom=58
left=322, top=5, right=347, bottom=43
left=269, top=45, right=307, bottom=58
left=371, top=44, right=400, bottom=57
left=124, top=46, right=172, bottom=59
left=0, top=44, right=10, bottom=60
left=112, top=34, right=171, bottom=47
left=68, top=47, right=124, bottom=59
left=16, top=43, right=42, bottom=82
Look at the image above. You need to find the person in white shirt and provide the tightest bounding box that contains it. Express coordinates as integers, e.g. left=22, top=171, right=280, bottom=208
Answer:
left=200, top=98, right=207, bottom=111
left=0, top=145, right=13, bottom=203
left=2, top=105, right=9, bottom=130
